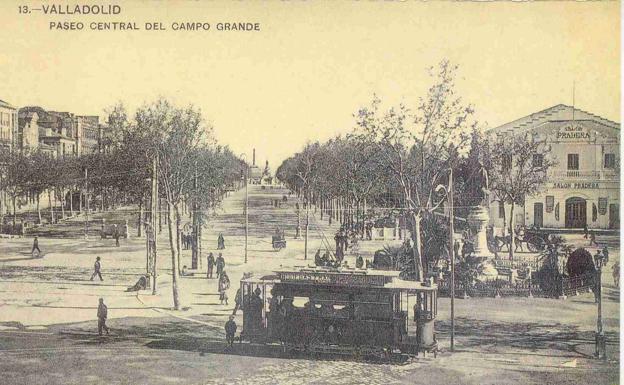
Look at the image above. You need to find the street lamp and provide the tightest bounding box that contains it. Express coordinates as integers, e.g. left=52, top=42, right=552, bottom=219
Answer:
left=240, top=153, right=249, bottom=264
left=435, top=167, right=455, bottom=352
left=594, top=251, right=607, bottom=360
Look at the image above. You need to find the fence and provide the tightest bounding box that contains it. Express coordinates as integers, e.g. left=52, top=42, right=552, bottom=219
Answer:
left=438, top=277, right=548, bottom=298
left=438, top=271, right=598, bottom=299
left=561, top=273, right=596, bottom=296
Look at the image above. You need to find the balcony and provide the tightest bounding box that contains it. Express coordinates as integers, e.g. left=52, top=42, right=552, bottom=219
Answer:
left=548, top=169, right=619, bottom=181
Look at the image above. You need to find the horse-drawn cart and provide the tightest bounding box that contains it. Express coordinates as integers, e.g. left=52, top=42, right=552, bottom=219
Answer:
left=272, top=230, right=286, bottom=251
left=521, top=228, right=549, bottom=252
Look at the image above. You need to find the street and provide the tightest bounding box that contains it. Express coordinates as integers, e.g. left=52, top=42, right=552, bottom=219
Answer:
left=0, top=185, right=619, bottom=385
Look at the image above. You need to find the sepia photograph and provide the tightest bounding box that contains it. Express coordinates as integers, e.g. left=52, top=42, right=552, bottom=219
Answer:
left=0, top=1, right=620, bottom=384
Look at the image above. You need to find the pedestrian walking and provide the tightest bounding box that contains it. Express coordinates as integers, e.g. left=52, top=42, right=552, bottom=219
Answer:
left=31, top=236, right=41, bottom=256
left=602, top=246, right=609, bottom=265
left=113, top=225, right=120, bottom=247
left=583, top=224, right=589, bottom=239
left=97, top=298, right=110, bottom=336
left=216, top=253, right=225, bottom=278
left=219, top=271, right=230, bottom=305
left=612, top=262, right=619, bottom=288
left=217, top=233, right=225, bottom=250
left=588, top=231, right=598, bottom=246
left=225, top=315, right=237, bottom=348
left=90, top=256, right=103, bottom=281
left=233, top=287, right=242, bottom=315
left=207, top=252, right=215, bottom=279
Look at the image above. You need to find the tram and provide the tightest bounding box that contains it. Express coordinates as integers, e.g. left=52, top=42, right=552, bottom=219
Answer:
left=239, top=267, right=437, bottom=358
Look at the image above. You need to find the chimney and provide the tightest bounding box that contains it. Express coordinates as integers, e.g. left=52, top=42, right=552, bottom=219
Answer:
left=253, top=148, right=256, bottom=166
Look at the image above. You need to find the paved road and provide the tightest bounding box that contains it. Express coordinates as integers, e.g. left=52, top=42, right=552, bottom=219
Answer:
left=0, top=185, right=620, bottom=384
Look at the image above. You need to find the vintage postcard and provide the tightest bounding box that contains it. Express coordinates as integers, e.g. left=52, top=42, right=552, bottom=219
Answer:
left=0, top=1, right=620, bottom=384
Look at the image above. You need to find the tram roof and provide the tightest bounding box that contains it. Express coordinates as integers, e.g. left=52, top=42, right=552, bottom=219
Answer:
left=240, top=267, right=437, bottom=292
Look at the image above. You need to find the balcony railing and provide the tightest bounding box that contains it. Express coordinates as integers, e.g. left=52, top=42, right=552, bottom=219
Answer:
left=548, top=169, right=619, bottom=181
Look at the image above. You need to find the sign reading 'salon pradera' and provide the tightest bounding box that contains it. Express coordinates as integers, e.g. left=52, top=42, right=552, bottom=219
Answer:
left=556, top=125, right=592, bottom=141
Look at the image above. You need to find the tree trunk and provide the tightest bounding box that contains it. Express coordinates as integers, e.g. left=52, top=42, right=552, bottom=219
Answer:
left=48, top=189, right=55, bottom=224
left=411, top=212, right=424, bottom=281
left=138, top=199, right=143, bottom=237
left=36, top=194, right=42, bottom=224
left=508, top=202, right=515, bottom=261
left=175, top=204, right=182, bottom=276
left=12, top=195, right=16, bottom=229
left=60, top=189, right=65, bottom=219
left=70, top=189, right=74, bottom=216
left=166, top=201, right=181, bottom=310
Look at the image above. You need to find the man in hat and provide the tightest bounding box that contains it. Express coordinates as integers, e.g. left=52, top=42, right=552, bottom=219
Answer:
left=216, top=253, right=225, bottom=278
left=90, top=256, right=103, bottom=281
left=97, top=298, right=110, bottom=336
left=31, top=236, right=41, bottom=256
left=206, top=252, right=215, bottom=279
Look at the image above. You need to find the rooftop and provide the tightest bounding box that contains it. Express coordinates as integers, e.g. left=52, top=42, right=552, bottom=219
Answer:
left=488, top=104, right=619, bottom=134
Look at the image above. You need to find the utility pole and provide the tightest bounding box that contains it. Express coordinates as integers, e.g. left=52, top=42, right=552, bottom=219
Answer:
left=84, top=167, right=88, bottom=239
left=152, top=155, right=158, bottom=295
left=595, top=253, right=606, bottom=359
left=304, top=189, right=309, bottom=260
left=448, top=168, right=455, bottom=352
left=244, top=164, right=248, bottom=264
left=191, top=160, right=198, bottom=269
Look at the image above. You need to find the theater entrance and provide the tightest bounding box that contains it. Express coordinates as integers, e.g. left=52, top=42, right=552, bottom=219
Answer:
left=565, top=197, right=587, bottom=228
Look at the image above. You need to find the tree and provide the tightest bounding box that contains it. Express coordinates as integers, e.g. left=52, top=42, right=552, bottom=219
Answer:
left=486, top=132, right=556, bottom=260
left=135, top=99, right=210, bottom=310
left=353, top=61, right=476, bottom=280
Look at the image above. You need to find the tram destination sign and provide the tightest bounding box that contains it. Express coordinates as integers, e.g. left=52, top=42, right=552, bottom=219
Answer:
left=278, top=271, right=388, bottom=287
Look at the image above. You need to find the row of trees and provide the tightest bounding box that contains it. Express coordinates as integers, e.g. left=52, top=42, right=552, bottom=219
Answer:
left=277, top=61, right=555, bottom=280
left=0, top=99, right=246, bottom=310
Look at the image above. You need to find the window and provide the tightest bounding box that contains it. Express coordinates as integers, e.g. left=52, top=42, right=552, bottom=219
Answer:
left=498, top=201, right=505, bottom=219
left=567, top=154, right=579, bottom=170
left=604, top=153, right=616, bottom=169
left=532, top=154, right=543, bottom=168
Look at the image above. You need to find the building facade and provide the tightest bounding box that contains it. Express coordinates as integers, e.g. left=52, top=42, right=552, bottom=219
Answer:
left=17, top=106, right=107, bottom=157
left=488, top=104, right=619, bottom=230
left=0, top=100, right=18, bottom=151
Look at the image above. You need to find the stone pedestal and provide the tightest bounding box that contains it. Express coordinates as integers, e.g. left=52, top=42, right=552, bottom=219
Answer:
left=467, top=206, right=494, bottom=258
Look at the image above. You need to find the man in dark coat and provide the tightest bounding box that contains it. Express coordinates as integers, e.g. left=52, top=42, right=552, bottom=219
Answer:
left=225, top=315, right=237, bottom=348
left=113, top=225, right=120, bottom=247
left=207, top=252, right=215, bottom=278
left=232, top=287, right=242, bottom=315
left=97, top=298, right=110, bottom=336
left=31, top=236, right=41, bottom=256
left=216, top=253, right=225, bottom=278
left=250, top=287, right=263, bottom=332
left=90, top=256, right=103, bottom=281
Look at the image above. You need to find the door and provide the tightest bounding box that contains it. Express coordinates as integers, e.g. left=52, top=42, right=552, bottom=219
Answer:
left=565, top=197, right=587, bottom=228
left=609, top=204, right=619, bottom=229
left=533, top=203, right=543, bottom=228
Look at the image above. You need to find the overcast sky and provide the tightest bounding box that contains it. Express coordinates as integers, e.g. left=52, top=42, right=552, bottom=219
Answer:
left=0, top=1, right=619, bottom=169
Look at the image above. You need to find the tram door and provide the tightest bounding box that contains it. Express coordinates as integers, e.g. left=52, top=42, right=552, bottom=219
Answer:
left=565, top=197, right=587, bottom=228
left=609, top=204, right=619, bottom=229
left=533, top=203, right=543, bottom=228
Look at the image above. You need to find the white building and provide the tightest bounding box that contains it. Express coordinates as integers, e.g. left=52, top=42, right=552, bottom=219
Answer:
left=0, top=99, right=18, bottom=151
left=488, top=104, right=619, bottom=230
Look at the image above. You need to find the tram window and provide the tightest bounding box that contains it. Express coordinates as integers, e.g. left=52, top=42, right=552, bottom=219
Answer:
left=292, top=297, right=308, bottom=308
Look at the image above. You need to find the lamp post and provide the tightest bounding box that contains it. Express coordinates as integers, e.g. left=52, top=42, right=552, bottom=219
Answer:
left=594, top=251, right=606, bottom=360
left=436, top=167, right=455, bottom=352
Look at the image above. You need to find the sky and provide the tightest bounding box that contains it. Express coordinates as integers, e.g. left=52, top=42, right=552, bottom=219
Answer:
left=0, top=1, right=619, bottom=170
